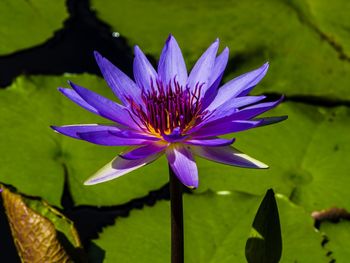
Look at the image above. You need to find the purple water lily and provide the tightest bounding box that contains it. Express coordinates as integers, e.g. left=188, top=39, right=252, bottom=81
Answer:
left=52, top=35, right=284, bottom=188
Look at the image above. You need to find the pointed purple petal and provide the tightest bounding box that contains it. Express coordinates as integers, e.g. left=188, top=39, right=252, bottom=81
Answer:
left=204, top=96, right=266, bottom=124
left=207, top=63, right=269, bottom=110
left=94, top=51, right=142, bottom=105
left=187, top=39, right=219, bottom=93
left=120, top=142, right=168, bottom=160
left=208, top=47, right=229, bottom=88
left=229, top=96, right=284, bottom=121
left=133, top=46, right=158, bottom=92
left=191, top=120, right=262, bottom=138
left=109, top=130, right=161, bottom=141
left=69, top=82, right=140, bottom=130
left=193, top=96, right=284, bottom=134
left=166, top=144, right=198, bottom=188
left=201, top=47, right=229, bottom=109
left=58, top=88, right=99, bottom=114
left=84, top=152, right=162, bottom=185
left=158, top=35, right=187, bottom=87
left=253, top=116, right=288, bottom=126
left=184, top=138, right=235, bottom=147
left=77, top=130, right=151, bottom=146
left=51, top=124, right=121, bottom=139
left=191, top=145, right=268, bottom=168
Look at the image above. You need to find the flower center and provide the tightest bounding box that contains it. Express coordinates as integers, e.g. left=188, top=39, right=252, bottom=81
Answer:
left=128, top=79, right=205, bottom=137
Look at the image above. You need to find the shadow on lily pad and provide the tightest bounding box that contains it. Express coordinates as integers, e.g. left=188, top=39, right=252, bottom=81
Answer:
left=245, top=189, right=282, bottom=263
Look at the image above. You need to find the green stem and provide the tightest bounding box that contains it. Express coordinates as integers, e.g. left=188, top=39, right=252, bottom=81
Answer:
left=169, top=165, right=184, bottom=263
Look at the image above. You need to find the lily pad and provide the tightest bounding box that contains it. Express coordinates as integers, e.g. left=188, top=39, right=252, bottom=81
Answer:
left=91, top=191, right=325, bottom=262
left=91, top=0, right=350, bottom=99
left=0, top=74, right=167, bottom=206
left=0, top=0, right=68, bottom=55
left=292, top=0, right=350, bottom=57
left=321, top=221, right=350, bottom=262
left=196, top=102, right=350, bottom=212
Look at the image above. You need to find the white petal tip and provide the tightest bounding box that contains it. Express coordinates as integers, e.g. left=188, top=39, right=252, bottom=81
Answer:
left=83, top=180, right=94, bottom=186
left=236, top=153, right=269, bottom=168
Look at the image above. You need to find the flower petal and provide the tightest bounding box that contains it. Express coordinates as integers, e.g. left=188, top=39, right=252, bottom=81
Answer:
left=120, top=141, right=168, bottom=160
left=58, top=88, right=99, bottom=114
left=94, top=51, right=142, bottom=105
left=133, top=45, right=158, bottom=92
left=193, top=96, right=283, bottom=133
left=228, top=96, right=284, bottom=121
left=109, top=129, right=161, bottom=141
left=187, top=39, right=219, bottom=93
left=51, top=124, right=121, bottom=139
left=166, top=144, right=198, bottom=188
left=208, top=47, right=229, bottom=88
left=204, top=95, right=266, bottom=124
left=84, top=153, right=162, bottom=185
left=190, top=120, right=262, bottom=138
left=253, top=116, right=288, bottom=127
left=201, top=47, right=229, bottom=109
left=207, top=62, right=269, bottom=110
left=184, top=137, right=235, bottom=147
left=77, top=130, right=150, bottom=146
left=69, top=81, right=140, bottom=130
left=191, top=145, right=268, bottom=168
left=158, top=34, right=187, bottom=87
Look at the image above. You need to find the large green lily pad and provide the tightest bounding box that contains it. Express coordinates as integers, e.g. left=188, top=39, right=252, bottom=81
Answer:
left=321, top=221, right=350, bottom=262
left=92, top=192, right=326, bottom=262
left=0, top=0, right=68, bottom=55
left=291, top=0, right=350, bottom=57
left=196, top=102, right=350, bottom=212
left=0, top=74, right=167, bottom=206
left=91, top=0, right=350, bottom=99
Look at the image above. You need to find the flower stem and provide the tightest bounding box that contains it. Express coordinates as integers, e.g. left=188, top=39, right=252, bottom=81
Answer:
left=169, top=165, right=184, bottom=263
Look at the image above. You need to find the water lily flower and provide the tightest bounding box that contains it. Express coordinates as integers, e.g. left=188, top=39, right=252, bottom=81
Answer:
left=51, top=35, right=285, bottom=188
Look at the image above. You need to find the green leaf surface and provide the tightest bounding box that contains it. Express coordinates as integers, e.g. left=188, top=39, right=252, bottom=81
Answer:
left=91, top=0, right=350, bottom=99
left=0, top=0, right=68, bottom=55
left=195, top=102, right=350, bottom=213
left=291, top=0, right=350, bottom=57
left=321, top=221, right=350, bottom=262
left=0, top=74, right=167, bottom=206
left=92, top=192, right=325, bottom=262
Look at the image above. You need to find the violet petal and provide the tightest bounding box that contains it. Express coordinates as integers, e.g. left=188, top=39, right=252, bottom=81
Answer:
left=94, top=51, right=142, bottom=106
left=51, top=124, right=121, bottom=139
left=201, top=47, right=229, bottom=108
left=253, top=116, right=288, bottom=126
left=191, top=120, right=262, bottom=138
left=77, top=130, right=150, bottom=146
left=229, top=96, right=284, bottom=121
left=69, top=81, right=140, bottom=130
left=187, top=39, right=219, bottom=94
left=121, top=142, right=168, bottom=160
left=58, top=88, right=98, bottom=114
left=204, top=95, right=267, bottom=124
left=191, top=145, right=268, bottom=168
left=133, top=46, right=158, bottom=92
left=207, top=62, right=269, bottom=110
left=166, top=144, right=198, bottom=188
left=158, top=35, right=187, bottom=88
left=184, top=137, right=235, bottom=147
left=84, top=152, right=162, bottom=185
